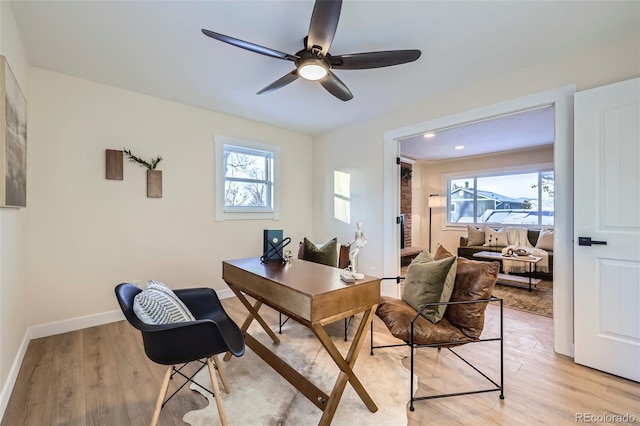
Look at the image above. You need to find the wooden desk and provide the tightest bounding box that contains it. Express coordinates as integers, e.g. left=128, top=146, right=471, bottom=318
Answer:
left=222, top=257, right=381, bottom=425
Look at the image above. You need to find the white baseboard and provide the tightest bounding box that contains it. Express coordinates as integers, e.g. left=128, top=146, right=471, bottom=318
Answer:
left=29, top=309, right=125, bottom=340
left=217, top=288, right=234, bottom=300
left=0, top=332, right=30, bottom=421
left=0, top=288, right=234, bottom=420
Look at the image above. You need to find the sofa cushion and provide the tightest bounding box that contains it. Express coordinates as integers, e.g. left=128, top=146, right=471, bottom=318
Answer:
left=535, top=229, right=554, bottom=251
left=301, top=237, right=338, bottom=267
left=376, top=296, right=471, bottom=345
left=466, top=225, right=485, bottom=246
left=133, top=280, right=195, bottom=325
left=434, top=245, right=499, bottom=339
left=482, top=226, right=508, bottom=247
left=401, top=252, right=457, bottom=323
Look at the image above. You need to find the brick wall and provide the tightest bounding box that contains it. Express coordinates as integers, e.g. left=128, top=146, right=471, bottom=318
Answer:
left=400, top=162, right=412, bottom=248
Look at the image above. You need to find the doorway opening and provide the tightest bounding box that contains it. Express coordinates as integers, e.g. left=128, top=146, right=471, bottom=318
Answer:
left=399, top=106, right=555, bottom=318
left=382, top=85, right=576, bottom=356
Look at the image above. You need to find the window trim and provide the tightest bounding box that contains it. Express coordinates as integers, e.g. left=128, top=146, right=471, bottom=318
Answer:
left=214, top=135, right=280, bottom=221
left=442, top=162, right=554, bottom=228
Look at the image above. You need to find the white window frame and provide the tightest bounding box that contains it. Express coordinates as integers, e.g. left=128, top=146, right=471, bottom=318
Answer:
left=214, top=135, right=280, bottom=221
left=443, top=162, right=554, bottom=228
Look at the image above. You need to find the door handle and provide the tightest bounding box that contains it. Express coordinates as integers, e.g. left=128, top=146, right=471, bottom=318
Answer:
left=578, top=237, right=607, bottom=246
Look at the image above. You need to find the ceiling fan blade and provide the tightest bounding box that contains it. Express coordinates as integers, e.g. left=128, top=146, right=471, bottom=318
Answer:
left=257, top=71, right=300, bottom=95
left=307, top=0, right=342, bottom=54
left=202, top=29, right=297, bottom=61
left=330, top=50, right=421, bottom=69
left=319, top=71, right=353, bottom=101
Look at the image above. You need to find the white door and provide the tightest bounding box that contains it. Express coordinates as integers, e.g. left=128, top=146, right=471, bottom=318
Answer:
left=574, top=78, right=640, bottom=382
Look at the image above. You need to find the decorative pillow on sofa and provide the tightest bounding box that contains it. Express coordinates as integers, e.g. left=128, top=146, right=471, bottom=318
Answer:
left=302, top=237, right=338, bottom=267
left=535, top=229, right=554, bottom=251
left=434, top=245, right=499, bottom=339
left=401, top=251, right=457, bottom=323
left=466, top=225, right=485, bottom=246
left=133, top=280, right=195, bottom=325
left=482, top=226, right=507, bottom=247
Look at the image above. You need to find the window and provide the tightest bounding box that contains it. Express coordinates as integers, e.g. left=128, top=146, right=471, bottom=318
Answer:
left=446, top=169, right=554, bottom=226
left=333, top=170, right=351, bottom=224
left=214, top=136, right=280, bottom=221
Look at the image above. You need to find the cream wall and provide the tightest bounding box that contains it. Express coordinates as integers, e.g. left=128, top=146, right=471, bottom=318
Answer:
left=313, top=33, right=639, bottom=278
left=25, top=68, right=313, bottom=327
left=0, top=0, right=29, bottom=410
left=415, top=146, right=555, bottom=251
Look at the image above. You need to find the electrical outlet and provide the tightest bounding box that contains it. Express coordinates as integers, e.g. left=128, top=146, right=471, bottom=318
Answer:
left=369, top=267, right=376, bottom=276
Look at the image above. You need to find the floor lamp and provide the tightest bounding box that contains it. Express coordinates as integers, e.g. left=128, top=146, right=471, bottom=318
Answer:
left=428, top=194, right=446, bottom=252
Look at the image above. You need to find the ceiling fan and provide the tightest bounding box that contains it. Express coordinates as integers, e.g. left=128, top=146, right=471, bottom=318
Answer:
left=201, top=0, right=421, bottom=101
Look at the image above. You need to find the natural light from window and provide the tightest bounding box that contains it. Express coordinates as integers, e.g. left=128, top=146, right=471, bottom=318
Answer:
left=334, top=170, right=351, bottom=224
left=214, top=135, right=280, bottom=221
left=448, top=170, right=554, bottom=226
left=223, top=145, right=274, bottom=210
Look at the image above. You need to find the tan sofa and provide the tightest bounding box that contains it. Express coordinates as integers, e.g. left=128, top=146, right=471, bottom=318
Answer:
left=457, top=228, right=553, bottom=277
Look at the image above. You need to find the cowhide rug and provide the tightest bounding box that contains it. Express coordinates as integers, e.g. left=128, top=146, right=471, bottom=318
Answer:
left=184, top=319, right=415, bottom=425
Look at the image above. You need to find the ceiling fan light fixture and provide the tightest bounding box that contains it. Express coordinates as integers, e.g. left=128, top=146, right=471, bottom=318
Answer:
left=298, top=59, right=329, bottom=80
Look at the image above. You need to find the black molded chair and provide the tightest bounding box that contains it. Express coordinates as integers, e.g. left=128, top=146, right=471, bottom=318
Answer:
left=115, top=283, right=245, bottom=426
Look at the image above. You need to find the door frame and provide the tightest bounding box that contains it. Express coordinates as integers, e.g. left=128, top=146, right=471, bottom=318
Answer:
left=382, top=85, right=576, bottom=357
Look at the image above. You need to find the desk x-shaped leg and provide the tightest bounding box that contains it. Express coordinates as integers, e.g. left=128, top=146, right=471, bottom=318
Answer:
left=311, top=305, right=378, bottom=424
left=226, top=284, right=378, bottom=425
left=223, top=286, right=280, bottom=362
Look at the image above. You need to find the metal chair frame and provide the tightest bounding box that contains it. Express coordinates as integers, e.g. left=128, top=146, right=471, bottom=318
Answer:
left=371, top=277, right=504, bottom=411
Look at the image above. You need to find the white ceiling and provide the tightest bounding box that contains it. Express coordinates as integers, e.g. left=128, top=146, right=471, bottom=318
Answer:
left=9, top=0, right=640, bottom=135
left=400, top=105, right=555, bottom=161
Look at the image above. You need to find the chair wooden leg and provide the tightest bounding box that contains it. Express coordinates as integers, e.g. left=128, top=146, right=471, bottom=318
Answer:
left=150, top=366, right=172, bottom=426
left=212, top=354, right=230, bottom=394
left=207, top=357, right=228, bottom=426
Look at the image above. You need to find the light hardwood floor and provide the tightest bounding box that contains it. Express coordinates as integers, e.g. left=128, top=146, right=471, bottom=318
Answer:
left=2, top=298, right=638, bottom=425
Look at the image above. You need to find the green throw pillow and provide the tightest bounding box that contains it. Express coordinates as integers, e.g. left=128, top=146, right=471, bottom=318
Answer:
left=410, top=249, right=434, bottom=264
left=402, top=255, right=457, bottom=323
left=302, top=237, right=338, bottom=267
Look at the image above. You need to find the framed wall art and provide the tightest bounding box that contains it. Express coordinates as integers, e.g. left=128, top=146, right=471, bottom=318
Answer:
left=0, top=55, right=27, bottom=208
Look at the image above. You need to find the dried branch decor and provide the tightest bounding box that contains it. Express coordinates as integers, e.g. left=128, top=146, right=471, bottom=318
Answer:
left=123, top=148, right=163, bottom=170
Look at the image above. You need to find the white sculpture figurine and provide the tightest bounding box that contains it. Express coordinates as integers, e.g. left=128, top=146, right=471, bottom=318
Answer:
left=348, top=221, right=368, bottom=279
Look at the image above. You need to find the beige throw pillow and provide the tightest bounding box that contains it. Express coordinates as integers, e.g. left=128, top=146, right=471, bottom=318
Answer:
left=466, top=225, right=485, bottom=246
left=401, top=252, right=457, bottom=323
left=482, top=226, right=507, bottom=247
left=535, top=230, right=554, bottom=251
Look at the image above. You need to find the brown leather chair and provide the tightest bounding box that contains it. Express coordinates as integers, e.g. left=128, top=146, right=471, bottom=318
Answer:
left=371, top=245, right=504, bottom=410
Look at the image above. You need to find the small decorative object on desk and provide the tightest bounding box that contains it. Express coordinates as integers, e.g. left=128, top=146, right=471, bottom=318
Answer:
left=340, top=266, right=364, bottom=283
left=261, top=229, right=291, bottom=263
left=347, top=220, right=368, bottom=279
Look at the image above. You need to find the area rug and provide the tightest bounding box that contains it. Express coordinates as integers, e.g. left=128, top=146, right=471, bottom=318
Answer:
left=491, top=279, right=553, bottom=317
left=183, top=320, right=415, bottom=426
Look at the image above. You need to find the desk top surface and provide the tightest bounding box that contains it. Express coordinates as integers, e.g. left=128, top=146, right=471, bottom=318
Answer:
left=222, top=257, right=380, bottom=322
left=222, top=257, right=379, bottom=296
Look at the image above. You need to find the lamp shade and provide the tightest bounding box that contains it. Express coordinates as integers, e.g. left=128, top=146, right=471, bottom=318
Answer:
left=428, top=195, right=446, bottom=208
